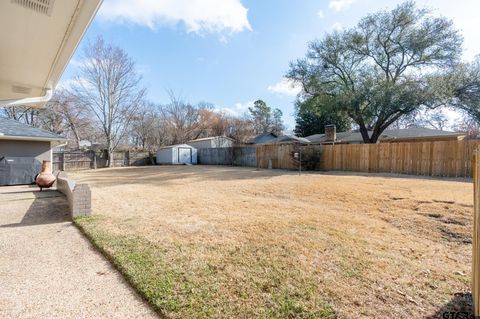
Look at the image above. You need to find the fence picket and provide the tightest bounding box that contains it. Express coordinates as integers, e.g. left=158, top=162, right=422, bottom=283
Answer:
left=321, top=140, right=480, bottom=178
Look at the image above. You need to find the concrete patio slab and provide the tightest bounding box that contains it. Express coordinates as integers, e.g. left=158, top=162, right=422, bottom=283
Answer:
left=0, top=185, right=158, bottom=319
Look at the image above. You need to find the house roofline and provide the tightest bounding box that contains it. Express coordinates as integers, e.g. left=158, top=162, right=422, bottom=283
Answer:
left=188, top=136, right=235, bottom=142
left=0, top=135, right=67, bottom=142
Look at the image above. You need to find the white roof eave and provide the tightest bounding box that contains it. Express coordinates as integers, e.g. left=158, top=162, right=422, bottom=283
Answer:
left=0, top=135, right=68, bottom=142
left=0, top=0, right=103, bottom=107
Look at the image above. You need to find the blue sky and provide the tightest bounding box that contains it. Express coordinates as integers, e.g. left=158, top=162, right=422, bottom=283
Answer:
left=60, top=0, right=480, bottom=130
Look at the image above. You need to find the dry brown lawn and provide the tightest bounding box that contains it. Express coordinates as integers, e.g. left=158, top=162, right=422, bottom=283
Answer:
left=71, top=166, right=473, bottom=318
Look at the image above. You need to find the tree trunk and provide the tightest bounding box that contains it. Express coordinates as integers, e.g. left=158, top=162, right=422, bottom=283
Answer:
left=70, top=122, right=81, bottom=149
left=369, top=129, right=382, bottom=144
left=148, top=152, right=155, bottom=165
left=107, top=138, right=114, bottom=168
left=359, top=124, right=372, bottom=143
left=108, top=149, right=114, bottom=167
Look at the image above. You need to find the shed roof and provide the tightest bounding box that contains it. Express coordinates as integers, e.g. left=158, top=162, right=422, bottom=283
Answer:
left=0, top=118, right=66, bottom=141
left=159, top=143, right=196, bottom=150
left=188, top=136, right=234, bottom=142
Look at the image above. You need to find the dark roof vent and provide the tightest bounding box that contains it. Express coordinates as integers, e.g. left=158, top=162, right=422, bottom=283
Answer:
left=11, top=0, right=55, bottom=16
left=11, top=85, right=32, bottom=95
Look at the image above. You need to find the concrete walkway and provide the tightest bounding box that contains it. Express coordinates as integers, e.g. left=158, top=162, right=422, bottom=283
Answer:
left=0, top=185, right=158, bottom=319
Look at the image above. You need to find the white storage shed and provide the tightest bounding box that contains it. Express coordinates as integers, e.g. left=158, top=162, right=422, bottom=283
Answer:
left=156, top=144, right=197, bottom=165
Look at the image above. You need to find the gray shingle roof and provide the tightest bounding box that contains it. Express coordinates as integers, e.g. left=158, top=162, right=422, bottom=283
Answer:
left=0, top=117, right=66, bottom=141
left=380, top=127, right=465, bottom=140
left=247, top=132, right=278, bottom=144
left=307, top=131, right=366, bottom=143
left=253, top=134, right=311, bottom=145
left=306, top=126, right=466, bottom=144
left=271, top=135, right=311, bottom=144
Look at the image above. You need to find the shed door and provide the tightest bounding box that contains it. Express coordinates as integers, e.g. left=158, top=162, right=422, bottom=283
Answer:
left=178, top=148, right=191, bottom=164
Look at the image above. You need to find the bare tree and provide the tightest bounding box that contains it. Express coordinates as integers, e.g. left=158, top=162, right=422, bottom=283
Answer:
left=130, top=102, right=159, bottom=151
left=161, top=91, right=202, bottom=144
left=0, top=89, right=100, bottom=149
left=389, top=107, right=451, bottom=131
left=43, top=89, right=98, bottom=148
left=452, top=113, right=480, bottom=138
left=131, top=91, right=256, bottom=150
left=226, top=115, right=255, bottom=143
left=0, top=105, right=40, bottom=126
left=72, top=37, right=146, bottom=166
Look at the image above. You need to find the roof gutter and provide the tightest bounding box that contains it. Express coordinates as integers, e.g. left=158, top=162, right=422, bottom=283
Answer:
left=0, top=89, right=53, bottom=107
left=0, top=0, right=103, bottom=108
left=0, top=134, right=67, bottom=142
left=41, top=0, right=85, bottom=97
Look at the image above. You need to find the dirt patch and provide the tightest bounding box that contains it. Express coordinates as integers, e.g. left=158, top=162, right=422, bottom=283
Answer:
left=71, top=166, right=473, bottom=319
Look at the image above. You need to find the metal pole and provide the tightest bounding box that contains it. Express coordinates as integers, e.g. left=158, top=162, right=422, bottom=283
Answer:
left=299, top=148, right=302, bottom=176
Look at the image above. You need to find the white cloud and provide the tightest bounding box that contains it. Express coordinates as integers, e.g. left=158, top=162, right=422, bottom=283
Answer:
left=267, top=78, right=302, bottom=97
left=98, top=0, right=252, bottom=35
left=68, top=59, right=84, bottom=68
left=215, top=100, right=254, bottom=116
left=329, top=0, right=356, bottom=11
left=233, top=100, right=255, bottom=112
left=67, top=58, right=98, bottom=70
left=317, top=10, right=325, bottom=19
left=331, top=22, right=344, bottom=31
left=56, top=77, right=92, bottom=91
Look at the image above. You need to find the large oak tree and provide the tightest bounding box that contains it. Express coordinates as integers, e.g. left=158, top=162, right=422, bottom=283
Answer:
left=287, top=1, right=462, bottom=143
left=449, top=57, right=480, bottom=121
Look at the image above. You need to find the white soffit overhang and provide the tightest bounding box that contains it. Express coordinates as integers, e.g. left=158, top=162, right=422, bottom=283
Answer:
left=0, top=0, right=102, bottom=107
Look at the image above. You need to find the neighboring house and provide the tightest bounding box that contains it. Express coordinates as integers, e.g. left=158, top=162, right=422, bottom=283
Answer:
left=156, top=144, right=197, bottom=165
left=379, top=127, right=466, bottom=142
left=246, top=133, right=278, bottom=144
left=306, top=126, right=466, bottom=144
left=0, top=118, right=67, bottom=185
left=269, top=135, right=311, bottom=144
left=0, top=0, right=101, bottom=184
left=188, top=136, right=234, bottom=149
left=79, top=140, right=92, bottom=149
left=247, top=133, right=310, bottom=145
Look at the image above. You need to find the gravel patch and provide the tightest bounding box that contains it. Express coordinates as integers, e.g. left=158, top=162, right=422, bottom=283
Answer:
left=0, top=186, right=158, bottom=319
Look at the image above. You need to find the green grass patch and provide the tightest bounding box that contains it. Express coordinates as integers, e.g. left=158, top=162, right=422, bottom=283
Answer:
left=74, top=216, right=337, bottom=319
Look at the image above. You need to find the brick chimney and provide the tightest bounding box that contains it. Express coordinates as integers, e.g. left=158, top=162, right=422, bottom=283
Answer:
left=325, top=124, right=336, bottom=142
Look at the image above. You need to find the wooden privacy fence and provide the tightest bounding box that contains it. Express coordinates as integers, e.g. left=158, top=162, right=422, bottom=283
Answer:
left=197, top=146, right=256, bottom=167
left=321, top=140, right=480, bottom=178
left=256, top=144, right=298, bottom=170
left=473, top=149, right=480, bottom=317
left=53, top=150, right=151, bottom=171
left=53, top=140, right=480, bottom=177
left=201, top=141, right=480, bottom=177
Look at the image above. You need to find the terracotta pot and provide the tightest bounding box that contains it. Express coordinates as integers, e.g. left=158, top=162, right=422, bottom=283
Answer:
left=36, top=160, right=56, bottom=190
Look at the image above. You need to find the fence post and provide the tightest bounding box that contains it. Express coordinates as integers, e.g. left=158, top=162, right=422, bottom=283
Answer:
left=474, top=150, right=480, bottom=317
left=61, top=152, right=65, bottom=171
